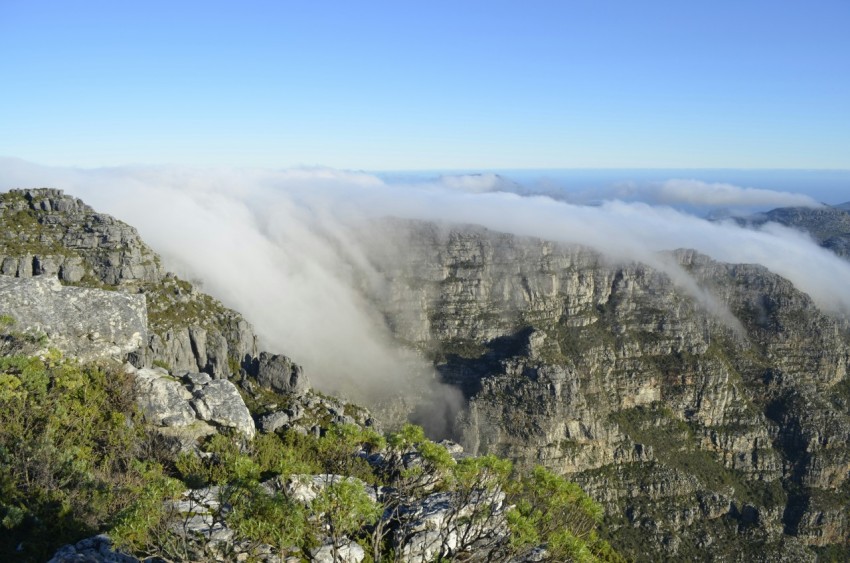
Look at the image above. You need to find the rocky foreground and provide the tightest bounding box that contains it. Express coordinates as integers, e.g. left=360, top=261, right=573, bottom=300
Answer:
left=0, top=188, right=618, bottom=563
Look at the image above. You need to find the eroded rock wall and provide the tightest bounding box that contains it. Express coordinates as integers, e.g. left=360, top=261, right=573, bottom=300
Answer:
left=366, top=219, right=850, bottom=561
left=0, top=188, right=258, bottom=378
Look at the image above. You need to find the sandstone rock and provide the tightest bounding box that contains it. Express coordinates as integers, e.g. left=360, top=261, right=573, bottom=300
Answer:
left=128, top=364, right=254, bottom=441
left=47, top=534, right=139, bottom=563
left=182, top=370, right=213, bottom=387
left=59, top=256, right=85, bottom=283
left=310, top=539, right=365, bottom=563
left=258, top=410, right=291, bottom=433
left=0, top=275, right=146, bottom=362
left=283, top=474, right=376, bottom=504
left=0, top=188, right=261, bottom=380
left=254, top=351, right=309, bottom=396
left=132, top=367, right=196, bottom=427
left=191, top=379, right=256, bottom=439
left=438, top=440, right=465, bottom=458
left=394, top=489, right=507, bottom=563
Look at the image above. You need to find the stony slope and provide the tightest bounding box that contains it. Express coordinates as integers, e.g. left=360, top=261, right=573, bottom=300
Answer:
left=0, top=188, right=257, bottom=377
left=4, top=188, right=849, bottom=560
left=364, top=219, right=850, bottom=561
left=0, top=188, right=623, bottom=563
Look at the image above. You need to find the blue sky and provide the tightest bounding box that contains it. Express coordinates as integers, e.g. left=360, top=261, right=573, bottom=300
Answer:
left=1, top=0, right=849, bottom=170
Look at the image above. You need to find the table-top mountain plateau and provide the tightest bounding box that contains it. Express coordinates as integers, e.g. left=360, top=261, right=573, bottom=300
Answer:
left=2, top=187, right=849, bottom=562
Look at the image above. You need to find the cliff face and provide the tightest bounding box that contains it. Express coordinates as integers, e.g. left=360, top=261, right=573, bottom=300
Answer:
left=0, top=188, right=257, bottom=377
left=5, top=189, right=849, bottom=560
left=740, top=204, right=850, bottom=258
left=2, top=189, right=614, bottom=563
left=367, top=219, right=850, bottom=561
left=0, top=276, right=146, bottom=361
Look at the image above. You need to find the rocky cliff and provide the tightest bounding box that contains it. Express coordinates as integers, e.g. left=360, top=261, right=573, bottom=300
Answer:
left=0, top=188, right=257, bottom=377
left=365, top=219, right=850, bottom=561
left=1, top=189, right=612, bottom=563
left=4, top=188, right=849, bottom=561
left=740, top=204, right=850, bottom=259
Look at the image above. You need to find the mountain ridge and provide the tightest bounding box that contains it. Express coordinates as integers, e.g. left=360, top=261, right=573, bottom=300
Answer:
left=3, top=187, right=850, bottom=561
left=0, top=189, right=625, bottom=562
left=359, top=218, right=850, bottom=561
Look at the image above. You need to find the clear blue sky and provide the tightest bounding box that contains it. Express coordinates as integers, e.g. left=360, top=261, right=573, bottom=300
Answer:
left=1, top=0, right=848, bottom=170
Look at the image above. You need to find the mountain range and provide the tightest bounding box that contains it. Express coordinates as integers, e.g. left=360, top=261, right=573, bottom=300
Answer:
left=2, top=188, right=850, bottom=562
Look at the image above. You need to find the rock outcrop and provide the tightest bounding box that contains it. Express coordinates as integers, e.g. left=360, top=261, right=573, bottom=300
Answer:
left=189, top=377, right=256, bottom=439
left=47, top=535, right=138, bottom=563
left=364, top=219, right=850, bottom=561
left=130, top=365, right=256, bottom=441
left=0, top=276, right=146, bottom=361
left=0, top=188, right=161, bottom=284
left=739, top=204, right=850, bottom=259
left=0, top=188, right=258, bottom=378
left=8, top=188, right=850, bottom=561
left=253, top=351, right=310, bottom=396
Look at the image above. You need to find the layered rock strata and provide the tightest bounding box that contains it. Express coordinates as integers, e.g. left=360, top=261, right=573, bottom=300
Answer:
left=365, top=219, right=850, bottom=561
left=0, top=188, right=258, bottom=377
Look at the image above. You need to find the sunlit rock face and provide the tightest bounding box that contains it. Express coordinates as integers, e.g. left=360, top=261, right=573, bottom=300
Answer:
left=366, top=219, right=850, bottom=561
left=0, top=276, right=147, bottom=362
left=5, top=186, right=850, bottom=561
left=0, top=188, right=258, bottom=378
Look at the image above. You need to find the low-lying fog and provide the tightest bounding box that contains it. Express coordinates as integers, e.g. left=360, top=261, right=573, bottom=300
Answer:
left=1, top=159, right=848, bottom=415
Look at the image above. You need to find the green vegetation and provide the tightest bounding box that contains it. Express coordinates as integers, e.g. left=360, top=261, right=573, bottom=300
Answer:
left=151, top=359, right=171, bottom=371
left=0, top=354, right=149, bottom=561
left=0, top=203, right=73, bottom=258
left=0, top=347, right=622, bottom=561
left=814, top=544, right=850, bottom=563
left=145, top=276, right=221, bottom=332
left=0, top=325, right=49, bottom=356
left=610, top=404, right=787, bottom=509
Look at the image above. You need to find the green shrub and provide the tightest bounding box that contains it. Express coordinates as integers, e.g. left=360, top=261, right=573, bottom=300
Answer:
left=0, top=354, right=146, bottom=561
left=110, top=463, right=185, bottom=558
left=312, top=478, right=381, bottom=556
left=0, top=352, right=624, bottom=563
left=506, top=465, right=619, bottom=562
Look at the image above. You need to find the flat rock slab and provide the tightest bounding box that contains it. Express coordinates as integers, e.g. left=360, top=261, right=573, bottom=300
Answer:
left=0, top=275, right=146, bottom=361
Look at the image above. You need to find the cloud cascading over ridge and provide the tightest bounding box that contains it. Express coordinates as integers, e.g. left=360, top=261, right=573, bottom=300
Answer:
left=432, top=173, right=824, bottom=211
left=0, top=158, right=847, bottom=400
left=648, top=179, right=823, bottom=208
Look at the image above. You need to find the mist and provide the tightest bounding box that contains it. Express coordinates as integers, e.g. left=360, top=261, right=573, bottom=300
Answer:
left=1, top=158, right=849, bottom=407
left=437, top=174, right=824, bottom=212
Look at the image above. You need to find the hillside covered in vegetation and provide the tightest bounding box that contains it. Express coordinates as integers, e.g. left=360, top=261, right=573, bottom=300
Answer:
left=0, top=188, right=621, bottom=562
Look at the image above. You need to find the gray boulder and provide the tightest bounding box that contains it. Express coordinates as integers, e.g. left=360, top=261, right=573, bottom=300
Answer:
left=133, top=367, right=196, bottom=427
left=281, top=474, right=377, bottom=504
left=258, top=410, right=290, bottom=433
left=0, top=275, right=146, bottom=362
left=255, top=351, right=309, bottom=396
left=311, top=539, right=366, bottom=563
left=394, top=489, right=507, bottom=563
left=47, top=534, right=139, bottom=563
left=128, top=365, right=254, bottom=442
left=191, top=379, right=256, bottom=439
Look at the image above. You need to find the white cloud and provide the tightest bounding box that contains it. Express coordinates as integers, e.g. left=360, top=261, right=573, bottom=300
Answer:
left=650, top=179, right=822, bottom=208
left=1, top=159, right=848, bottom=408
left=437, top=173, right=517, bottom=193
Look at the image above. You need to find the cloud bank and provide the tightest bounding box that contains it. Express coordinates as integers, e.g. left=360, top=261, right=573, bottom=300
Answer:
left=0, top=158, right=847, bottom=407
left=467, top=174, right=824, bottom=210
left=649, top=179, right=823, bottom=208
